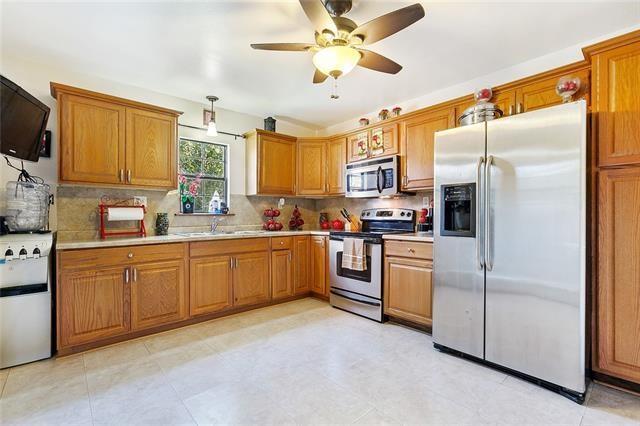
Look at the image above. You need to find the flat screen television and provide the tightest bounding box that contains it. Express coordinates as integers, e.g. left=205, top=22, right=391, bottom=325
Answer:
left=1, top=75, right=50, bottom=162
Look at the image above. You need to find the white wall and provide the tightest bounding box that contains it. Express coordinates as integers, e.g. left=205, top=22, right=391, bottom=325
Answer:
left=322, top=23, right=640, bottom=135
left=0, top=53, right=318, bottom=197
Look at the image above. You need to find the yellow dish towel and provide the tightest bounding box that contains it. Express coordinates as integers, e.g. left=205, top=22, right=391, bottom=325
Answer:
left=341, top=238, right=367, bottom=271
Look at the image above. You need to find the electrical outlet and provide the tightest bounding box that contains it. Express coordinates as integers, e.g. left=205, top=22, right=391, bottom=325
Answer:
left=278, top=198, right=285, bottom=208
left=422, top=196, right=430, bottom=207
left=134, top=196, right=147, bottom=207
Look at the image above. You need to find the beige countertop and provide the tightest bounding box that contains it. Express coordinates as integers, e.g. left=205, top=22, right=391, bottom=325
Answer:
left=383, top=232, right=434, bottom=243
left=56, top=230, right=331, bottom=250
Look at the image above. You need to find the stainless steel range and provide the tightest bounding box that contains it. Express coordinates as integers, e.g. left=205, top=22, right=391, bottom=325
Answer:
left=329, top=208, right=415, bottom=322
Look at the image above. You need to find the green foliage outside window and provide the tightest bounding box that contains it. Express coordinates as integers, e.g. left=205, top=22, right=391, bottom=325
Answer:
left=178, top=138, right=228, bottom=212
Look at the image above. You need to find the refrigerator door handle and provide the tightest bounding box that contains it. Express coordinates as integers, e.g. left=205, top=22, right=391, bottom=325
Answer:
left=485, top=155, right=494, bottom=271
left=476, top=156, right=485, bottom=269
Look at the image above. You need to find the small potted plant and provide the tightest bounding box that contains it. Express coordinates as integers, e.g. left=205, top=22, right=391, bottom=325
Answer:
left=179, top=174, right=201, bottom=213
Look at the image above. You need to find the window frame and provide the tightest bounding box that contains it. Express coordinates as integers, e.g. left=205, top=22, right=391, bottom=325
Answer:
left=178, top=137, right=229, bottom=212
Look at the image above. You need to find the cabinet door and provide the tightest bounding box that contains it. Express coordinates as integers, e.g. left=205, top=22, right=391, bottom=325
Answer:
left=327, top=137, right=347, bottom=195
left=310, top=236, right=327, bottom=295
left=271, top=250, right=293, bottom=300
left=596, top=168, right=640, bottom=383
left=492, top=90, right=518, bottom=117
left=297, top=140, right=327, bottom=195
left=370, top=123, right=399, bottom=158
left=384, top=257, right=433, bottom=325
left=259, top=134, right=297, bottom=195
left=347, top=131, right=369, bottom=163
left=130, top=260, right=187, bottom=331
left=233, top=251, right=271, bottom=306
left=401, top=108, right=455, bottom=190
left=190, top=256, right=233, bottom=316
left=59, top=267, right=129, bottom=348
left=593, top=44, right=640, bottom=167
left=293, top=236, right=310, bottom=294
left=59, top=94, right=126, bottom=185
left=515, top=69, right=589, bottom=114
left=125, top=108, right=177, bottom=188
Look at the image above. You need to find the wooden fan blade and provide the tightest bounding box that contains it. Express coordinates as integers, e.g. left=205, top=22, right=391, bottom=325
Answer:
left=299, top=0, right=337, bottom=35
left=358, top=50, right=402, bottom=74
left=313, top=68, right=329, bottom=84
left=250, top=43, right=315, bottom=51
left=351, top=3, right=425, bottom=45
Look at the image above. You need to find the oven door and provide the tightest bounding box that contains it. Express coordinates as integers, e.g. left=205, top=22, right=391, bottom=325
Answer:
left=345, top=156, right=398, bottom=198
left=329, top=238, right=382, bottom=299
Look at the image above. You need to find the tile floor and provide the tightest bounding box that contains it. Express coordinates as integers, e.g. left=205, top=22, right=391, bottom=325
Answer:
left=1, top=298, right=639, bottom=425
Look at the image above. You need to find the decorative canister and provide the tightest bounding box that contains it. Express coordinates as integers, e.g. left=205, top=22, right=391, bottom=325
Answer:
left=359, top=117, right=370, bottom=126
left=264, top=116, right=276, bottom=132
left=378, top=109, right=389, bottom=121
left=155, top=212, right=169, bottom=235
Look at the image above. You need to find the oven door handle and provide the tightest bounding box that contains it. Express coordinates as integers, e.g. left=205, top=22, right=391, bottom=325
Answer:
left=330, top=290, right=381, bottom=307
left=376, top=166, right=384, bottom=193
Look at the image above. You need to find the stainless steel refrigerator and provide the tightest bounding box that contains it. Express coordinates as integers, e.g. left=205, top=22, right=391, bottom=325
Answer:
left=433, top=101, right=587, bottom=402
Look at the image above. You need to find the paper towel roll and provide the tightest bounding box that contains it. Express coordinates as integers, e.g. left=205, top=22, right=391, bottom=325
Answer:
left=107, top=207, right=144, bottom=221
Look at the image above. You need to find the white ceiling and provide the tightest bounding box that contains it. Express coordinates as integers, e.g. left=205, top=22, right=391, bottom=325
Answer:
left=2, top=1, right=639, bottom=128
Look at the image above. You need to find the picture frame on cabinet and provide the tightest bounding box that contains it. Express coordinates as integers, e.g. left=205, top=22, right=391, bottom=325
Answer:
left=371, top=128, right=384, bottom=155
left=356, top=132, right=369, bottom=159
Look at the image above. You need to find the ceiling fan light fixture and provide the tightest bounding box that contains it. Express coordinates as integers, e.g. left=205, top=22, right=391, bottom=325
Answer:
left=312, top=45, right=361, bottom=78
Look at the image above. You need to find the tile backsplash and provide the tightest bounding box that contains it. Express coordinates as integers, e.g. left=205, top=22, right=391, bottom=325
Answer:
left=52, top=186, right=432, bottom=241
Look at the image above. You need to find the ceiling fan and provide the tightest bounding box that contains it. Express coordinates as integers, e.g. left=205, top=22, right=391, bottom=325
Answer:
left=250, top=0, right=425, bottom=84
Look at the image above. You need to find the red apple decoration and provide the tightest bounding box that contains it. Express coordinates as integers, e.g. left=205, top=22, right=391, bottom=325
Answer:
left=331, top=219, right=344, bottom=230
left=273, top=209, right=280, bottom=217
left=320, top=221, right=330, bottom=230
left=275, top=222, right=283, bottom=231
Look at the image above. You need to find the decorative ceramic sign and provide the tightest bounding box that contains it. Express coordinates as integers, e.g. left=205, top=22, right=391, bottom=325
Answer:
left=370, top=128, right=384, bottom=155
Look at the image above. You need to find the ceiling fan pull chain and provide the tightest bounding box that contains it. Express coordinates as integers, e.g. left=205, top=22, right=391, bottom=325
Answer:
left=330, top=79, right=340, bottom=100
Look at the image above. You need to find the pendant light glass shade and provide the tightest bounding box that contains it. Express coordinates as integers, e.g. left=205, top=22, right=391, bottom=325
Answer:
left=206, top=120, right=218, bottom=137
left=312, top=46, right=361, bottom=78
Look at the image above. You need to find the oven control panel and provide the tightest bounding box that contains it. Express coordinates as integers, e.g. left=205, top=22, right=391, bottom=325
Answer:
left=361, top=208, right=414, bottom=221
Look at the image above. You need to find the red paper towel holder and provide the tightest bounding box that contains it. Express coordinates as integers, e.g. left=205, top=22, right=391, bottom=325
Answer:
left=98, top=196, right=147, bottom=240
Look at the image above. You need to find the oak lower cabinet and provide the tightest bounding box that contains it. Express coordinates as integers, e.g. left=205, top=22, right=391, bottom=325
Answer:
left=189, top=255, right=233, bottom=316
left=57, top=243, right=187, bottom=351
left=596, top=167, right=640, bottom=384
left=310, top=236, right=328, bottom=295
left=400, top=108, right=455, bottom=190
left=383, top=241, right=434, bottom=326
left=245, top=129, right=297, bottom=195
left=51, top=83, right=181, bottom=189
left=293, top=236, right=311, bottom=294
left=271, top=237, right=294, bottom=300
left=234, top=252, right=271, bottom=306
left=59, top=266, right=130, bottom=348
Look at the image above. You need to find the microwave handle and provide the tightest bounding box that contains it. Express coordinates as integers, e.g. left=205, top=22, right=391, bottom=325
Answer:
left=376, top=166, right=384, bottom=193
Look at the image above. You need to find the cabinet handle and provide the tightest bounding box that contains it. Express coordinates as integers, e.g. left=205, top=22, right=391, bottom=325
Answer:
left=508, top=105, right=515, bottom=116
left=133, top=267, right=137, bottom=282
left=127, top=170, right=132, bottom=183
left=288, top=252, right=292, bottom=262
left=127, top=252, right=134, bottom=259
left=280, top=241, right=284, bottom=245
left=408, top=248, right=415, bottom=253
left=516, top=103, right=523, bottom=114
left=119, top=169, right=124, bottom=182
left=124, top=268, right=130, bottom=283
left=235, top=258, right=239, bottom=269
left=230, top=258, right=234, bottom=269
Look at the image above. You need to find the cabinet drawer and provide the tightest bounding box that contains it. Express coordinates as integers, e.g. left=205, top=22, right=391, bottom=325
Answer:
left=59, top=243, right=186, bottom=271
left=384, top=241, right=433, bottom=260
left=271, top=236, right=293, bottom=250
left=190, top=238, right=270, bottom=258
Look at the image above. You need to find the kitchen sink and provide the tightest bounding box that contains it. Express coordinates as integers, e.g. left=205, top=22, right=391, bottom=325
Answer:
left=172, top=230, right=267, bottom=237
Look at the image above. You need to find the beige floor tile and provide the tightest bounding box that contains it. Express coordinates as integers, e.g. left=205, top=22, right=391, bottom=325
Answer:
left=183, top=380, right=295, bottom=425
left=2, top=354, right=86, bottom=396
left=582, top=384, right=640, bottom=425
left=353, top=408, right=400, bottom=425
left=83, top=340, right=150, bottom=372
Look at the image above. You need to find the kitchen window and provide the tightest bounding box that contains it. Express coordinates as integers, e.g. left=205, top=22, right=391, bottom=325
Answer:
left=178, top=137, right=228, bottom=212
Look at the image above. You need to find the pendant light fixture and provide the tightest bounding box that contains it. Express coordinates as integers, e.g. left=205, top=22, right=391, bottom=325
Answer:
left=206, top=96, right=219, bottom=137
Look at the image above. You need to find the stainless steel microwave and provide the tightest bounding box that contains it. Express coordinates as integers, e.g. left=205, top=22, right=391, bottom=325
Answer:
left=345, top=155, right=403, bottom=198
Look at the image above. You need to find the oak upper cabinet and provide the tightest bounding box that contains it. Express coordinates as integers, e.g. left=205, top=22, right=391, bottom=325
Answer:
left=58, top=266, right=130, bottom=348
left=515, top=68, right=589, bottom=114
left=293, top=236, right=310, bottom=294
left=596, top=168, right=640, bottom=384
left=401, top=107, right=455, bottom=190
left=297, top=138, right=328, bottom=196
left=245, top=129, right=297, bottom=195
left=271, top=249, right=293, bottom=300
left=310, top=236, right=327, bottom=295
left=189, top=256, right=233, bottom=316
left=58, top=93, right=126, bottom=185
left=233, top=251, right=271, bottom=306
left=51, top=83, right=181, bottom=189
left=586, top=34, right=640, bottom=167
left=383, top=241, right=434, bottom=326
left=130, top=259, right=187, bottom=331
left=327, top=137, right=347, bottom=195
left=347, top=130, right=369, bottom=163
left=125, top=108, right=177, bottom=188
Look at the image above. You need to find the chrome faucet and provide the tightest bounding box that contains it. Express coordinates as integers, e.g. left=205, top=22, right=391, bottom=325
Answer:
left=210, top=217, right=223, bottom=233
